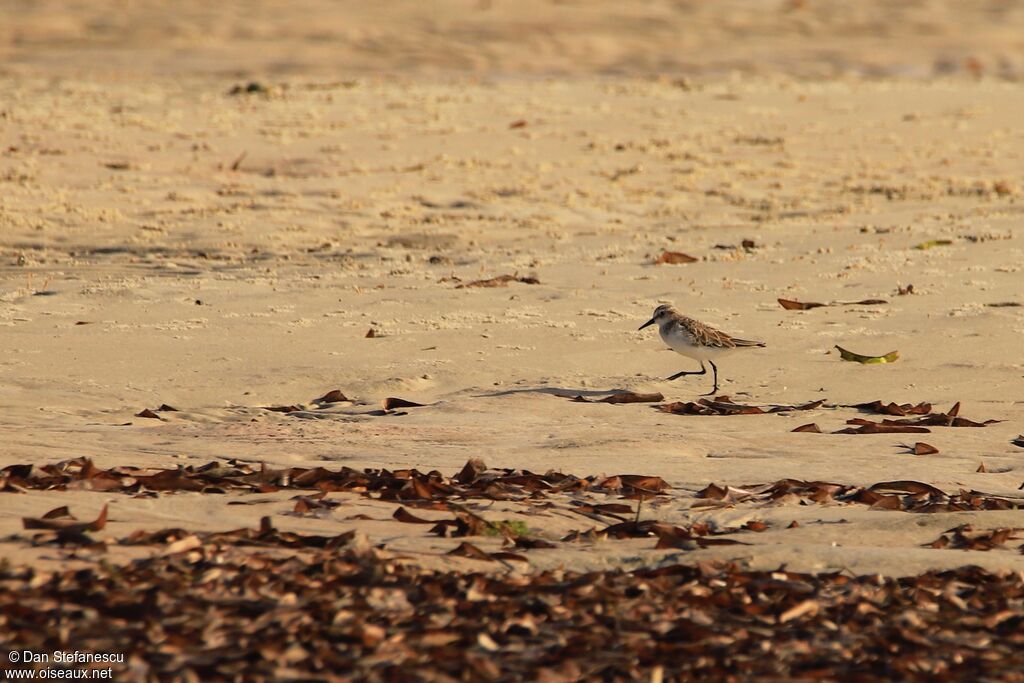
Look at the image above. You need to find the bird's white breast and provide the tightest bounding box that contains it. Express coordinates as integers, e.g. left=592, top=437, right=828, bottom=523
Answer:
left=659, top=323, right=727, bottom=361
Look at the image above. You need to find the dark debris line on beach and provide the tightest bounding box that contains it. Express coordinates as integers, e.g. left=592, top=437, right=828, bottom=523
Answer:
left=4, top=457, right=1024, bottom=519
left=3, top=457, right=1024, bottom=679
left=2, top=545, right=1024, bottom=681
left=656, top=397, right=1001, bottom=435
left=0, top=456, right=669, bottom=501
left=7, top=457, right=1024, bottom=556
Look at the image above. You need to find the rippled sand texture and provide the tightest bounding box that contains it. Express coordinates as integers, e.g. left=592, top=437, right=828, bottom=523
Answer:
left=4, top=0, right=1024, bottom=78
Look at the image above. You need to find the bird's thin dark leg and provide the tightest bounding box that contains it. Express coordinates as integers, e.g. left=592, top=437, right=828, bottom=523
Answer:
left=700, top=361, right=720, bottom=396
left=667, top=362, right=705, bottom=381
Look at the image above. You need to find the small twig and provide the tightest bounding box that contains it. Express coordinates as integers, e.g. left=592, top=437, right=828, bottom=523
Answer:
left=230, top=151, right=247, bottom=171
left=635, top=493, right=645, bottom=525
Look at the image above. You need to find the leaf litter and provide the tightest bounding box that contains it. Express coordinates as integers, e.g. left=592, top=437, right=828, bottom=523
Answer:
left=6, top=455, right=1024, bottom=679
left=837, top=400, right=1000, bottom=434
left=649, top=395, right=995, bottom=435
left=660, top=396, right=824, bottom=416
left=3, top=543, right=1024, bottom=679
left=925, top=525, right=1022, bottom=551
left=694, top=478, right=1024, bottom=513
left=120, top=515, right=358, bottom=551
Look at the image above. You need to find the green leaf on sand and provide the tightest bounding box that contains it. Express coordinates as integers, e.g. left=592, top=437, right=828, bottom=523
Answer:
left=484, top=520, right=531, bottom=537
left=835, top=345, right=899, bottom=364
left=914, top=239, right=952, bottom=250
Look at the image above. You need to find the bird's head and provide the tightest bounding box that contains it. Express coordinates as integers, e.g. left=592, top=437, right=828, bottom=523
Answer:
left=638, top=304, right=677, bottom=330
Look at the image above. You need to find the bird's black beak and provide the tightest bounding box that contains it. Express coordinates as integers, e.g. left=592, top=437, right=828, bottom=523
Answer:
left=638, top=317, right=656, bottom=331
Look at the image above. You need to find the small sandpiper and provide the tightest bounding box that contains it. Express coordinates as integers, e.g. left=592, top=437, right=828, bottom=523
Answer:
left=639, top=304, right=765, bottom=395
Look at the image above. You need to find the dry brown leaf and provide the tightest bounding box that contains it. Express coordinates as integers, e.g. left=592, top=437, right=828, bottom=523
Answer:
left=654, top=251, right=698, bottom=264
left=491, top=551, right=529, bottom=563
left=869, top=495, right=902, bottom=510
left=314, top=389, right=350, bottom=403
left=835, top=421, right=930, bottom=435
left=599, top=392, right=664, bottom=404
left=926, top=525, right=1020, bottom=551
left=165, top=535, right=202, bottom=554
left=382, top=397, right=426, bottom=410
left=853, top=400, right=933, bottom=416
left=134, top=470, right=208, bottom=492
left=261, top=405, right=303, bottom=413
left=447, top=541, right=495, bottom=561
left=613, top=475, right=671, bottom=494
left=778, top=600, right=820, bottom=624
left=792, top=423, right=822, bottom=433
left=456, top=274, right=540, bottom=288
left=778, top=298, right=826, bottom=310
left=697, top=483, right=727, bottom=500
left=41, top=505, right=72, bottom=519
left=23, top=504, right=108, bottom=533
left=870, top=480, right=946, bottom=497
left=393, top=507, right=436, bottom=524
left=290, top=496, right=338, bottom=516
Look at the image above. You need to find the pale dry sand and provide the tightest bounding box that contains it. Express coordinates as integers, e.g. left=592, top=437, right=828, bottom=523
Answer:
left=1, top=1, right=1023, bottom=577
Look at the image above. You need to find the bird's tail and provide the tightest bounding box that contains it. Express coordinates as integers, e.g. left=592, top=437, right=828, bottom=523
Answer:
left=733, top=338, right=766, bottom=348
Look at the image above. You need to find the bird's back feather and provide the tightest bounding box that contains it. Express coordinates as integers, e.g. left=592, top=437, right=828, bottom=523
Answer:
left=675, top=316, right=764, bottom=349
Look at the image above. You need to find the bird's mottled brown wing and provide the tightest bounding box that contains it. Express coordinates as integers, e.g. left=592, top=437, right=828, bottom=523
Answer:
left=681, top=317, right=765, bottom=348
left=731, top=337, right=766, bottom=348
left=680, top=317, right=739, bottom=348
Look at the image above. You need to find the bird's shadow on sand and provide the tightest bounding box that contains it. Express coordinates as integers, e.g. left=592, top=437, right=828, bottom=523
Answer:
left=474, top=386, right=633, bottom=399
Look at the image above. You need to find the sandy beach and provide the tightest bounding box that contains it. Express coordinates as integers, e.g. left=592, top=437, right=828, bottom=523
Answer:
left=2, top=1, right=1024, bottom=679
